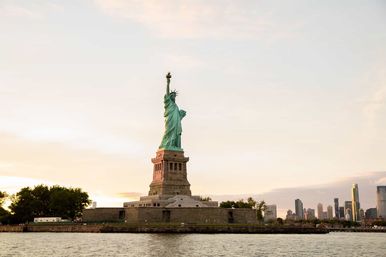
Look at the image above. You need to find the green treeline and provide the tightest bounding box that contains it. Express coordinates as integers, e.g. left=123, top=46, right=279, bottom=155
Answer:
left=0, top=191, right=8, bottom=223
left=219, top=197, right=266, bottom=221
left=0, top=185, right=91, bottom=224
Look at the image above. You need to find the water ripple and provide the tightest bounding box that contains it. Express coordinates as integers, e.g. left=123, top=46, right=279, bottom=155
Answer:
left=0, top=233, right=385, bottom=257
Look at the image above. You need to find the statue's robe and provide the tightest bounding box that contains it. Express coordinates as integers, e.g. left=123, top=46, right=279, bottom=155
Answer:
left=159, top=93, right=186, bottom=151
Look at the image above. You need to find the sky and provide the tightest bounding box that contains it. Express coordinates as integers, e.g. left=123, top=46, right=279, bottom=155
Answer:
left=1, top=0, right=386, bottom=217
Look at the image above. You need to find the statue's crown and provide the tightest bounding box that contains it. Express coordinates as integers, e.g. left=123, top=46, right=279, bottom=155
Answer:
left=170, top=90, right=178, bottom=96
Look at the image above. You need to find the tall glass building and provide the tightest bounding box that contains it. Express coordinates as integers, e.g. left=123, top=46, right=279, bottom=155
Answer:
left=334, top=198, right=339, bottom=219
left=317, top=203, right=323, bottom=220
left=351, top=184, right=360, bottom=222
left=377, top=186, right=386, bottom=219
left=295, top=199, right=304, bottom=220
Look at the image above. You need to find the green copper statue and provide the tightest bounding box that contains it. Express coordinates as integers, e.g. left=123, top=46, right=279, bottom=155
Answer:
left=159, top=72, right=186, bottom=151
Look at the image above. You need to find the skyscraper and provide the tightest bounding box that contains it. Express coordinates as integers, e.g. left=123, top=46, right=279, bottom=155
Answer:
left=317, top=203, right=323, bottom=220
left=305, top=208, right=316, bottom=220
left=327, top=205, right=333, bottom=220
left=339, top=207, right=345, bottom=219
left=344, top=201, right=352, bottom=221
left=334, top=198, right=339, bottom=219
left=365, top=208, right=377, bottom=219
left=377, top=186, right=386, bottom=219
left=352, top=184, right=360, bottom=221
left=295, top=199, right=304, bottom=220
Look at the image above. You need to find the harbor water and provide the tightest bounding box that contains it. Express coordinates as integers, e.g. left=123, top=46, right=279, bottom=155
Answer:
left=0, top=232, right=385, bottom=257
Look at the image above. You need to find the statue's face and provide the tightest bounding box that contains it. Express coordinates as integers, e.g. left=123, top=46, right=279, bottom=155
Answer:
left=170, top=93, right=176, bottom=101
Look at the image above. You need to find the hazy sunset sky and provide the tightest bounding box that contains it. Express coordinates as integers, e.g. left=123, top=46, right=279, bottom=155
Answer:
left=1, top=0, right=386, bottom=214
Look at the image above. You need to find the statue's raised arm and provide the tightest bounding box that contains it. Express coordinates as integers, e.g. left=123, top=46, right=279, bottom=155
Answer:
left=166, top=72, right=171, bottom=95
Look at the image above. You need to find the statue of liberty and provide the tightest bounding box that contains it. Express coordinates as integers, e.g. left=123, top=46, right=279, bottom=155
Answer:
left=159, top=72, right=186, bottom=151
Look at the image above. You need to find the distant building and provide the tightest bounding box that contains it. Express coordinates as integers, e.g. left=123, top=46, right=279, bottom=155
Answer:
left=305, top=208, right=316, bottom=220
left=377, top=186, right=386, bottom=219
left=286, top=209, right=293, bottom=220
left=359, top=209, right=365, bottom=221
left=91, top=202, right=97, bottom=209
left=317, top=203, right=323, bottom=220
left=264, top=205, right=277, bottom=222
left=286, top=209, right=297, bottom=220
left=34, top=217, right=62, bottom=223
left=295, top=199, right=304, bottom=220
left=339, top=207, right=345, bottom=219
left=334, top=198, right=339, bottom=219
left=345, top=208, right=352, bottom=221
left=344, top=201, right=352, bottom=221
left=365, top=208, right=377, bottom=219
left=351, top=184, right=360, bottom=221
left=327, top=205, right=333, bottom=220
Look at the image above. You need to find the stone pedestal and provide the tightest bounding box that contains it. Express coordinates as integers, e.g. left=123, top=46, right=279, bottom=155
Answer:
left=148, top=149, right=191, bottom=196
left=123, top=149, right=218, bottom=208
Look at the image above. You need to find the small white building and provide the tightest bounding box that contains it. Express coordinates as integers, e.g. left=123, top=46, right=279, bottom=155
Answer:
left=33, top=217, right=62, bottom=223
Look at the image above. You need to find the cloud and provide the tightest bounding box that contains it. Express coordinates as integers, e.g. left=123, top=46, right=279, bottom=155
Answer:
left=363, top=85, right=386, bottom=123
left=375, top=177, right=386, bottom=185
left=0, top=131, right=149, bottom=197
left=161, top=54, right=207, bottom=70
left=0, top=5, right=42, bottom=19
left=116, top=192, right=142, bottom=199
left=94, top=0, right=301, bottom=40
left=0, top=176, right=53, bottom=194
left=0, top=1, right=64, bottom=19
left=89, top=194, right=135, bottom=208
left=362, top=65, right=386, bottom=131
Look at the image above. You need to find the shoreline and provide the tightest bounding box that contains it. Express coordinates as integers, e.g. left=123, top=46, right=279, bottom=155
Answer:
left=0, top=223, right=328, bottom=234
left=1, top=224, right=385, bottom=234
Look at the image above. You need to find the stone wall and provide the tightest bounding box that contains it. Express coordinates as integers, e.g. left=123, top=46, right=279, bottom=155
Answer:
left=125, top=208, right=140, bottom=222
left=0, top=225, right=24, bottom=232
left=82, top=208, right=125, bottom=222
left=231, top=208, right=257, bottom=224
left=83, top=207, right=257, bottom=224
left=26, top=224, right=102, bottom=232
left=126, top=207, right=257, bottom=224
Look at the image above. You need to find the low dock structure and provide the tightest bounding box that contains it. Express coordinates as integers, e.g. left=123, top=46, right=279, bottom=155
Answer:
left=328, top=227, right=386, bottom=233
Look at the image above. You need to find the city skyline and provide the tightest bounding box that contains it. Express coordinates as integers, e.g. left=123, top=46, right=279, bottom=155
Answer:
left=1, top=1, right=386, bottom=216
left=284, top=183, right=385, bottom=221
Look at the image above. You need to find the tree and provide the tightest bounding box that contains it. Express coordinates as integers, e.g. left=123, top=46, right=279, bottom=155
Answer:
left=219, top=198, right=257, bottom=209
left=219, top=201, right=234, bottom=208
left=199, top=196, right=212, bottom=201
left=9, top=187, right=37, bottom=223
left=48, top=186, right=90, bottom=219
left=256, top=200, right=266, bottom=221
left=247, top=197, right=256, bottom=208
left=0, top=191, right=7, bottom=206
left=372, top=220, right=386, bottom=227
left=9, top=185, right=91, bottom=223
left=0, top=191, right=11, bottom=224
